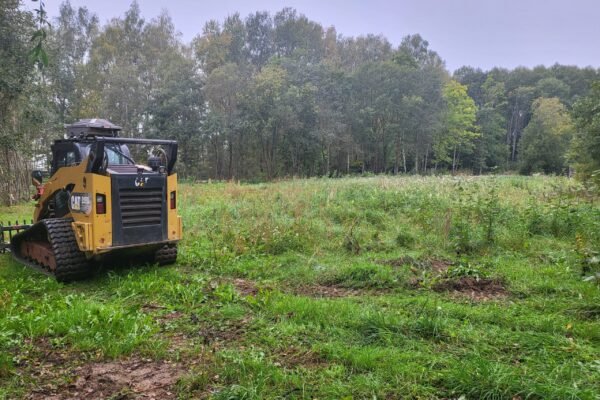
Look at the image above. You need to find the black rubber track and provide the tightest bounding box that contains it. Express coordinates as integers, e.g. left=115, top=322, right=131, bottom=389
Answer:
left=154, top=244, right=177, bottom=265
left=11, top=218, right=91, bottom=282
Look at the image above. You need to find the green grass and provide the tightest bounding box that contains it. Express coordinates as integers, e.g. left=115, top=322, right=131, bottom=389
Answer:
left=1, top=175, right=599, bottom=399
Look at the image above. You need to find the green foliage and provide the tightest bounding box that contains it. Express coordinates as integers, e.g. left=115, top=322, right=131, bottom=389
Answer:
left=28, top=0, right=50, bottom=67
left=473, top=76, right=509, bottom=172
left=536, top=77, right=570, bottom=101
left=0, top=1, right=59, bottom=204
left=395, top=229, right=415, bottom=247
left=570, top=81, right=600, bottom=188
left=519, top=97, right=573, bottom=174
left=1, top=176, right=600, bottom=398
left=449, top=180, right=503, bottom=254
left=212, top=283, right=239, bottom=304
left=320, top=263, right=399, bottom=289
left=435, top=80, right=479, bottom=171
left=446, top=262, right=488, bottom=280
left=3, top=2, right=600, bottom=191
left=411, top=303, right=448, bottom=341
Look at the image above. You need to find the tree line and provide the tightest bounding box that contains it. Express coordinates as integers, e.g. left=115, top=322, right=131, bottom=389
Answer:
left=1, top=0, right=599, bottom=204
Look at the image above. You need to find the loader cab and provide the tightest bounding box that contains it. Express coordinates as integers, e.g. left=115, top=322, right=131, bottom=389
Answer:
left=50, top=142, right=85, bottom=174
left=50, top=119, right=131, bottom=175
left=104, top=144, right=134, bottom=165
left=51, top=142, right=134, bottom=175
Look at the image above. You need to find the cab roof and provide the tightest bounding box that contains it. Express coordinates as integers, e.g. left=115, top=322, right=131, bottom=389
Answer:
left=65, top=119, right=122, bottom=138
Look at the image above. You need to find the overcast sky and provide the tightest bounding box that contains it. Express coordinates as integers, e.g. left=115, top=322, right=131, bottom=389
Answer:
left=38, top=0, right=600, bottom=72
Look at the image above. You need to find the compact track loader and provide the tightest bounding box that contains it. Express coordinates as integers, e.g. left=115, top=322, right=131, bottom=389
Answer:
left=0, top=119, right=183, bottom=281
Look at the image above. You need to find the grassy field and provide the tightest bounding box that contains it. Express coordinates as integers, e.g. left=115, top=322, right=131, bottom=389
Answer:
left=0, top=176, right=599, bottom=399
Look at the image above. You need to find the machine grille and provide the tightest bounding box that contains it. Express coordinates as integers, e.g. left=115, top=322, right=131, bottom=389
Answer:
left=118, top=188, right=163, bottom=227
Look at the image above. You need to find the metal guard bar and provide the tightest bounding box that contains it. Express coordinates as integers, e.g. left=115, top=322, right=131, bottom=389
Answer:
left=93, top=137, right=177, bottom=146
left=86, top=136, right=178, bottom=175
left=0, top=220, right=33, bottom=253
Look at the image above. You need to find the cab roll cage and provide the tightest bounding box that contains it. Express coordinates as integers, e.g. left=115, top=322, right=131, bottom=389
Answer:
left=86, top=136, right=178, bottom=174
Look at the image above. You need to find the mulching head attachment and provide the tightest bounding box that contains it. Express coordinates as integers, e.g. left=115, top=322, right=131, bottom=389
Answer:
left=0, top=220, right=33, bottom=253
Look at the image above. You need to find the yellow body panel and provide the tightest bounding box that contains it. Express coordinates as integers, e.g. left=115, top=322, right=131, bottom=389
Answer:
left=86, top=172, right=113, bottom=252
left=167, top=173, right=182, bottom=241
left=73, top=221, right=92, bottom=251
left=34, top=156, right=181, bottom=257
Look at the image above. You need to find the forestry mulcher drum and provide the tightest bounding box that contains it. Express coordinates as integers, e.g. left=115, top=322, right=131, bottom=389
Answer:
left=0, top=119, right=183, bottom=281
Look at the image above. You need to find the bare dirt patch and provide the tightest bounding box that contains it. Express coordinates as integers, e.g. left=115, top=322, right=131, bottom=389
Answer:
left=197, top=316, right=252, bottom=345
left=17, top=337, right=72, bottom=367
left=291, top=284, right=375, bottom=298
left=140, top=303, right=166, bottom=312
left=141, top=303, right=185, bottom=325
left=379, top=256, right=453, bottom=273
left=28, top=358, right=185, bottom=400
left=428, top=259, right=454, bottom=274
left=231, top=278, right=259, bottom=296
left=433, top=277, right=508, bottom=301
left=273, top=346, right=328, bottom=369
left=160, top=311, right=185, bottom=321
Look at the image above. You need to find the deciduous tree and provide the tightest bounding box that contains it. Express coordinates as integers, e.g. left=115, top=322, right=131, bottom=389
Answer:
left=519, top=97, right=573, bottom=174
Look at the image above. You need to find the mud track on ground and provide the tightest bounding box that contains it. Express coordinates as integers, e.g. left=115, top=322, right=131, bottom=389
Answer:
left=28, top=357, right=185, bottom=400
left=433, top=276, right=508, bottom=301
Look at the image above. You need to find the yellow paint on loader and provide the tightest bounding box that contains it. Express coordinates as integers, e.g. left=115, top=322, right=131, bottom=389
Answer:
left=8, top=118, right=181, bottom=282
left=167, top=173, right=182, bottom=241
left=32, top=157, right=123, bottom=256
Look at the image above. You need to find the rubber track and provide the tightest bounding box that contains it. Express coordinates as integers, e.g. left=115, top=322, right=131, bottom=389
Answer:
left=155, top=244, right=177, bottom=265
left=12, top=219, right=91, bottom=282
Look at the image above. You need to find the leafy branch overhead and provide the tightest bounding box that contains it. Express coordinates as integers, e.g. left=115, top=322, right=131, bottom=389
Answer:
left=29, top=0, right=50, bottom=67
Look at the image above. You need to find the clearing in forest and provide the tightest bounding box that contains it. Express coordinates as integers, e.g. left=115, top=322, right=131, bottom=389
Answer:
left=0, top=176, right=599, bottom=399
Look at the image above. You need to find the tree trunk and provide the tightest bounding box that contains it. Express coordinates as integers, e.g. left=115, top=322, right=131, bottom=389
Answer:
left=228, top=137, right=234, bottom=180
left=452, top=146, right=457, bottom=173
left=393, top=138, right=399, bottom=175
left=414, top=150, right=418, bottom=174
left=346, top=152, right=350, bottom=174
left=326, top=143, right=331, bottom=176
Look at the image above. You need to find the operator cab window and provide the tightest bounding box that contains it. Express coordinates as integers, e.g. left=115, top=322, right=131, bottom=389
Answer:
left=105, top=144, right=134, bottom=165
left=55, top=150, right=78, bottom=169
left=51, top=142, right=86, bottom=174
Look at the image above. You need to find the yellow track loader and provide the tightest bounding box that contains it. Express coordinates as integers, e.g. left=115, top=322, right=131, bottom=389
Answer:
left=0, top=119, right=183, bottom=281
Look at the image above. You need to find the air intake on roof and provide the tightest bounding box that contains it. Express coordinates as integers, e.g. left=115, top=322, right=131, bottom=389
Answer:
left=65, top=119, right=122, bottom=138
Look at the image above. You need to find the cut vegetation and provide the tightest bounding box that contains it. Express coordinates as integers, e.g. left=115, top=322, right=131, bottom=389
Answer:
left=1, top=176, right=599, bottom=399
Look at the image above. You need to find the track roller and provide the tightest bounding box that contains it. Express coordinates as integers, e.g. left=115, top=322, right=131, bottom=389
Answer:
left=154, top=244, right=177, bottom=265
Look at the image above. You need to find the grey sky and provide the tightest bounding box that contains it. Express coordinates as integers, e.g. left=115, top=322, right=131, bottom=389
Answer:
left=40, top=0, right=600, bottom=72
